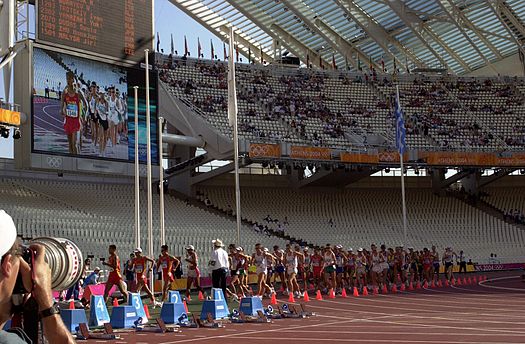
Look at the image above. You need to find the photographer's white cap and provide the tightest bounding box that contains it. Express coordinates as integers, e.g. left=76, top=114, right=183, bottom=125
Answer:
left=134, top=247, right=142, bottom=253
left=0, top=210, right=17, bottom=257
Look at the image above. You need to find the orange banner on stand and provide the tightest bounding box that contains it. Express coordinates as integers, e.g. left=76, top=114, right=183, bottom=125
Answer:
left=425, top=152, right=525, bottom=167
left=340, top=152, right=379, bottom=164
left=249, top=143, right=281, bottom=158
left=290, top=146, right=332, bottom=160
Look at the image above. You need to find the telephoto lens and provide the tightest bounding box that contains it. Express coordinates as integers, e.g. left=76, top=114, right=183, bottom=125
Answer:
left=29, top=237, right=84, bottom=291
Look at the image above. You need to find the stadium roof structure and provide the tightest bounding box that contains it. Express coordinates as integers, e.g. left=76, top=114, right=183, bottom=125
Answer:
left=169, top=0, right=525, bottom=75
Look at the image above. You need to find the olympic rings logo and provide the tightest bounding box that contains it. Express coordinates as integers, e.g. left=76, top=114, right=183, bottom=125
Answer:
left=46, top=156, right=62, bottom=168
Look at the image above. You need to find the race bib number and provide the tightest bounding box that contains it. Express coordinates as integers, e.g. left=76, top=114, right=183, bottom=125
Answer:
left=135, top=265, right=143, bottom=273
left=161, top=262, right=168, bottom=269
left=66, top=103, right=78, bottom=117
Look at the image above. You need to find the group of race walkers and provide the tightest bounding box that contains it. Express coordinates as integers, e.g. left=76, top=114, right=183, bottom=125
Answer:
left=58, top=71, right=128, bottom=157
left=97, top=241, right=465, bottom=308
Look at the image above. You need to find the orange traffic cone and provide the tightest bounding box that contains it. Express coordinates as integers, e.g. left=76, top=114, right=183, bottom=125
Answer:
left=457, top=277, right=462, bottom=285
left=187, top=294, right=192, bottom=302
left=391, top=284, right=398, bottom=293
left=445, top=279, right=450, bottom=287
left=69, top=300, right=75, bottom=310
left=288, top=292, right=296, bottom=303
left=437, top=280, right=443, bottom=288
left=408, top=281, right=414, bottom=290
left=382, top=284, right=388, bottom=294
left=183, top=300, right=189, bottom=313
left=431, top=280, right=436, bottom=288
left=303, top=291, right=310, bottom=302
left=462, top=277, right=467, bottom=285
left=143, top=304, right=150, bottom=319
left=315, top=290, right=323, bottom=300
left=270, top=293, right=277, bottom=305
left=362, top=286, right=369, bottom=296
left=198, top=291, right=205, bottom=301
left=400, top=283, right=406, bottom=291
left=113, top=298, right=119, bottom=307
left=341, top=288, right=348, bottom=298
left=328, top=288, right=336, bottom=299
left=423, top=281, right=428, bottom=289
left=467, top=277, right=472, bottom=285
left=472, top=276, right=477, bottom=283
left=416, top=281, right=421, bottom=289
left=352, top=287, right=359, bottom=297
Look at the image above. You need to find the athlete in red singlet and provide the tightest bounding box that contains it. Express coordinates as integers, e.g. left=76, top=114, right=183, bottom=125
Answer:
left=131, top=248, right=159, bottom=306
left=102, top=244, right=128, bottom=304
left=310, top=248, right=323, bottom=291
left=60, top=71, right=82, bottom=154
left=157, top=245, right=180, bottom=302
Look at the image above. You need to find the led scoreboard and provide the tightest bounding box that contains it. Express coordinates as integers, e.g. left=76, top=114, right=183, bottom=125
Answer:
left=37, top=0, right=153, bottom=62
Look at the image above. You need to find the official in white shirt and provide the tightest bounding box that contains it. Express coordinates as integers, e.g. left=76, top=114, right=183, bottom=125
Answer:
left=209, top=239, right=229, bottom=296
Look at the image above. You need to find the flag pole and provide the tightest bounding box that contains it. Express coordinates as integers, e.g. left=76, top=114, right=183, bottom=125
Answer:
left=145, top=49, right=154, bottom=293
left=396, top=85, right=408, bottom=246
left=228, top=27, right=242, bottom=245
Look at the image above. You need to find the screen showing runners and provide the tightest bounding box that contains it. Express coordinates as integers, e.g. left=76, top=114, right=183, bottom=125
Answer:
left=32, top=47, right=158, bottom=163
left=37, top=0, right=153, bottom=62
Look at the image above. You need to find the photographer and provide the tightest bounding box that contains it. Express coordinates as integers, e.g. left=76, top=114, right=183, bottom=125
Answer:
left=209, top=239, right=229, bottom=297
left=0, top=210, right=74, bottom=343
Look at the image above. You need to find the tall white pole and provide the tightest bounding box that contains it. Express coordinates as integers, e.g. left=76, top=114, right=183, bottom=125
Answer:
left=396, top=85, right=408, bottom=246
left=158, top=116, right=165, bottom=245
left=400, top=154, right=408, bottom=246
left=144, top=49, right=154, bottom=294
left=228, top=27, right=242, bottom=245
left=134, top=86, right=140, bottom=249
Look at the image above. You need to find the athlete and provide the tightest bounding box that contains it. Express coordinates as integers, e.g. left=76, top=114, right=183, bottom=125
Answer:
left=87, top=82, right=99, bottom=147
left=310, top=248, right=323, bottom=291
left=334, top=245, right=347, bottom=294
left=60, top=71, right=82, bottom=154
left=272, top=246, right=287, bottom=294
left=442, top=247, right=456, bottom=282
left=184, top=245, right=205, bottom=299
left=421, top=248, right=432, bottom=283
left=300, top=247, right=311, bottom=291
left=107, top=86, right=122, bottom=150
left=355, top=248, right=368, bottom=290
left=379, top=244, right=389, bottom=287
left=252, top=244, right=275, bottom=297
left=431, top=245, right=440, bottom=282
left=323, top=245, right=337, bottom=292
left=369, top=244, right=383, bottom=289
left=157, top=245, right=180, bottom=302
left=102, top=244, right=128, bottom=305
left=96, top=92, right=109, bottom=157
left=345, top=248, right=356, bottom=289
left=284, top=244, right=304, bottom=298
left=131, top=248, right=159, bottom=307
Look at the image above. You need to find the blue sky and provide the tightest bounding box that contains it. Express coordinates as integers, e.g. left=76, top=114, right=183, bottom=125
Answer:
left=0, top=0, right=222, bottom=159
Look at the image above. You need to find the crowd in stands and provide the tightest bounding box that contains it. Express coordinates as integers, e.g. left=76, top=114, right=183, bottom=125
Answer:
left=503, top=208, right=525, bottom=224
left=157, top=54, right=525, bottom=151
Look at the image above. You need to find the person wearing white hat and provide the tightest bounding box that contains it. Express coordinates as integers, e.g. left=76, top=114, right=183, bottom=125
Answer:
left=252, top=244, right=276, bottom=298
left=345, top=248, right=356, bottom=290
left=355, top=248, right=368, bottom=290
left=0, top=210, right=75, bottom=343
left=184, top=245, right=205, bottom=299
left=209, top=239, right=229, bottom=297
left=130, top=248, right=160, bottom=307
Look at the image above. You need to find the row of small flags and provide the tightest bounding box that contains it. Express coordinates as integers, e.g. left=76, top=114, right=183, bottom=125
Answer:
left=157, top=33, right=411, bottom=73
left=157, top=32, right=263, bottom=63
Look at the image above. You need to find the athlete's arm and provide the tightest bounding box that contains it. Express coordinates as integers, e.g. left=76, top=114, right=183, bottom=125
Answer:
left=172, top=256, right=180, bottom=270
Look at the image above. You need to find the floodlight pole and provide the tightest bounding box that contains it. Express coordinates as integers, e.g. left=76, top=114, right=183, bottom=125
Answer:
left=134, top=86, right=140, bottom=249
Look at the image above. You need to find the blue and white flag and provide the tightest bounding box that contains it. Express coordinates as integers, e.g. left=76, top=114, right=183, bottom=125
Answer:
left=394, top=86, right=407, bottom=155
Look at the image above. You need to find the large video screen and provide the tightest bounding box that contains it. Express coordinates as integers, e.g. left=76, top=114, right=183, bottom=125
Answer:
left=32, top=47, right=158, bottom=164
left=37, top=0, right=153, bottom=62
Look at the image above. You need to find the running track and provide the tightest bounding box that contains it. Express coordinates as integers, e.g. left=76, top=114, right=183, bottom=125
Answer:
left=86, top=271, right=525, bottom=344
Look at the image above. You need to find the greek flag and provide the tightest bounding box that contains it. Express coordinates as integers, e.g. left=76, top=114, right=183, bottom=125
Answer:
left=394, top=87, right=406, bottom=155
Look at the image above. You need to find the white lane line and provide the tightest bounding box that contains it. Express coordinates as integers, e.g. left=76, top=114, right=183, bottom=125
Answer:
left=230, top=336, right=520, bottom=344
left=478, top=276, right=525, bottom=292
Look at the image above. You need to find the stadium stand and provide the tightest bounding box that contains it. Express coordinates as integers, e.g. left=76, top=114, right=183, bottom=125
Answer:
left=199, top=185, right=525, bottom=263
left=0, top=177, right=286, bottom=276
left=158, top=56, right=525, bottom=151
